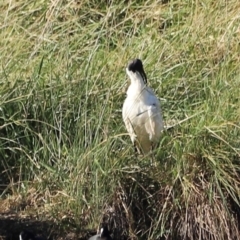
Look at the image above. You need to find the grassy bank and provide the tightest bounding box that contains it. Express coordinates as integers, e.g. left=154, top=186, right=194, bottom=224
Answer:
left=0, top=0, right=240, bottom=239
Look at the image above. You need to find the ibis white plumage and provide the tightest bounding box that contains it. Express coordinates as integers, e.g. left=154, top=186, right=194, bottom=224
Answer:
left=122, top=59, right=164, bottom=154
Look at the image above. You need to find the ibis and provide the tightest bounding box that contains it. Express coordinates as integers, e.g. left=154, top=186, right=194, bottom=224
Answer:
left=122, top=58, right=164, bottom=155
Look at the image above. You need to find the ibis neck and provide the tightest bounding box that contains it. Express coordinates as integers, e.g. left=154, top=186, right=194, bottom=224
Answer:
left=128, top=70, right=146, bottom=87
left=134, top=77, right=145, bottom=87
left=127, top=78, right=147, bottom=98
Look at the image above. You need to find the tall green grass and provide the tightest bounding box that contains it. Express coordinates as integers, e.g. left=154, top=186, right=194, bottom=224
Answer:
left=0, top=0, right=240, bottom=239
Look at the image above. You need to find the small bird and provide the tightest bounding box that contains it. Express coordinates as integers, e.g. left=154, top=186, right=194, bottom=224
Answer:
left=19, top=230, right=46, bottom=240
left=122, top=59, right=164, bottom=154
left=88, top=226, right=113, bottom=240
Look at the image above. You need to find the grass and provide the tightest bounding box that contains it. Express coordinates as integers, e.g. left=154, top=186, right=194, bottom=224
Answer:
left=0, top=0, right=240, bottom=239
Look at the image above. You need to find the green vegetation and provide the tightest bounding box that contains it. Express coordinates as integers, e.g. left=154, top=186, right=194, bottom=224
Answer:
left=0, top=0, right=240, bottom=239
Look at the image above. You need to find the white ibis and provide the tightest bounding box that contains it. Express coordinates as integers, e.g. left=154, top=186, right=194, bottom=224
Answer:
left=89, top=226, right=112, bottom=240
left=19, top=230, right=46, bottom=240
left=122, top=59, right=164, bottom=155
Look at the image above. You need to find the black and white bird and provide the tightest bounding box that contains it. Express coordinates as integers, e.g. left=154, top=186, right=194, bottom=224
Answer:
left=88, top=226, right=112, bottom=240
left=19, top=230, right=46, bottom=240
left=122, top=59, right=164, bottom=154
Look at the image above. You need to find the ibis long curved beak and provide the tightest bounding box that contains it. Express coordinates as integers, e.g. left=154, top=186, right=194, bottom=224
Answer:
left=139, top=69, right=147, bottom=84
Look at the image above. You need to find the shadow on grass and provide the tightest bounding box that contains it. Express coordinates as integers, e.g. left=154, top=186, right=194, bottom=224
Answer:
left=0, top=212, right=95, bottom=240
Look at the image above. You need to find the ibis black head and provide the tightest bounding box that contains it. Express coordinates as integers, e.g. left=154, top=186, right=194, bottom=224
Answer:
left=19, top=230, right=46, bottom=240
left=127, top=59, right=144, bottom=72
left=19, top=230, right=35, bottom=240
left=127, top=58, right=147, bottom=84
left=100, top=226, right=112, bottom=239
left=88, top=226, right=112, bottom=240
